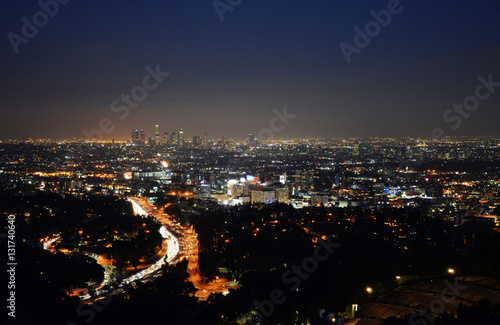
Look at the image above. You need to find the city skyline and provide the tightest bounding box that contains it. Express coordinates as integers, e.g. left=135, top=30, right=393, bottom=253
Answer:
left=1, top=125, right=500, bottom=324
left=3, top=2, right=500, bottom=324
left=1, top=1, right=500, bottom=140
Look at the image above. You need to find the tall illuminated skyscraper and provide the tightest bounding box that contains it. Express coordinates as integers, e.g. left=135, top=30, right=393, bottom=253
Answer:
left=178, top=128, right=184, bottom=146
left=193, top=135, right=201, bottom=147
left=248, top=134, right=256, bottom=147
left=132, top=129, right=139, bottom=143
left=154, top=125, right=160, bottom=143
left=203, top=132, right=208, bottom=148
left=170, top=132, right=176, bottom=145
left=140, top=129, right=145, bottom=144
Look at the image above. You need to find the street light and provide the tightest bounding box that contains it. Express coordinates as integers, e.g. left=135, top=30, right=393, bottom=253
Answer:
left=366, top=287, right=373, bottom=301
left=448, top=268, right=455, bottom=275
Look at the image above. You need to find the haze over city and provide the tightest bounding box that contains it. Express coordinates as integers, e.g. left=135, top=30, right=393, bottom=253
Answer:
left=2, top=2, right=500, bottom=325
left=1, top=1, right=500, bottom=140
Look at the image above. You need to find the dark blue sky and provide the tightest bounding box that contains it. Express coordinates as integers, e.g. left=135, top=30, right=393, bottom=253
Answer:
left=1, top=0, right=499, bottom=140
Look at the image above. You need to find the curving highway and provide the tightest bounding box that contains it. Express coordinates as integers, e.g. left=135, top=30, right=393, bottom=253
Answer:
left=42, top=195, right=235, bottom=302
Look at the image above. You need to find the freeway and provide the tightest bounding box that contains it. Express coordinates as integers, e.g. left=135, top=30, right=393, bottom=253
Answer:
left=41, top=197, right=180, bottom=301
left=123, top=197, right=180, bottom=285
left=129, top=197, right=238, bottom=300
left=42, top=195, right=236, bottom=302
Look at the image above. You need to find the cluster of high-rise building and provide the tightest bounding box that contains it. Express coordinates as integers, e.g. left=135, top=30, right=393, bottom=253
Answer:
left=131, top=126, right=208, bottom=148
left=132, top=128, right=263, bottom=150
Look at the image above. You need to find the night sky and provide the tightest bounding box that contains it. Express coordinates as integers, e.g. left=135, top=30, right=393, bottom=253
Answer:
left=1, top=0, right=499, bottom=140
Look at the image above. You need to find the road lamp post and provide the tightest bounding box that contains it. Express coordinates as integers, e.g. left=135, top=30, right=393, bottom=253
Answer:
left=366, top=287, right=373, bottom=301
